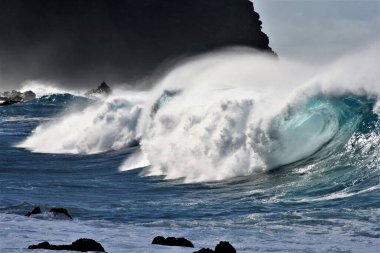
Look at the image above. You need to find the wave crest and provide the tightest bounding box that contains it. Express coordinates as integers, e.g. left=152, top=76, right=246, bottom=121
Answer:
left=18, top=92, right=146, bottom=154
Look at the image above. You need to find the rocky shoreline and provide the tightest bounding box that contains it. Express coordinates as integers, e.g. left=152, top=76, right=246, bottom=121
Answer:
left=25, top=206, right=237, bottom=252
left=0, top=82, right=112, bottom=107
left=0, top=90, right=36, bottom=106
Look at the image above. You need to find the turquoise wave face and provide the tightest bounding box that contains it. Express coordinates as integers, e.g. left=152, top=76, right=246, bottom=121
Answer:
left=258, top=95, right=378, bottom=170
left=251, top=94, right=380, bottom=208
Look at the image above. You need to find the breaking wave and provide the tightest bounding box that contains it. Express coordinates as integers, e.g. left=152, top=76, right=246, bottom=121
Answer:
left=18, top=91, right=146, bottom=154
left=17, top=44, right=380, bottom=182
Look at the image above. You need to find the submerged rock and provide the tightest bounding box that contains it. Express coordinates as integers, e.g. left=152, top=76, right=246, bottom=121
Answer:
left=152, top=236, right=194, bottom=248
left=25, top=207, right=42, bottom=217
left=194, top=248, right=215, bottom=253
left=49, top=207, right=73, bottom=219
left=193, top=241, right=236, bottom=253
left=28, top=238, right=105, bottom=252
left=85, top=82, right=112, bottom=96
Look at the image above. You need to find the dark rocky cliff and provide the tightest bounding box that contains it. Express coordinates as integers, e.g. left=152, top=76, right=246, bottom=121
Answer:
left=0, top=0, right=274, bottom=87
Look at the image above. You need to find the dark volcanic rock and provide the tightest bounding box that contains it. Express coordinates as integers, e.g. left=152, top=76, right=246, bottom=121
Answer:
left=85, top=82, right=112, bottom=96
left=49, top=207, right=73, bottom=219
left=194, top=248, right=215, bottom=253
left=70, top=239, right=105, bottom=252
left=0, top=99, right=21, bottom=106
left=194, top=241, right=236, bottom=253
left=0, top=0, right=275, bottom=87
left=25, top=207, right=42, bottom=217
left=0, top=90, right=22, bottom=105
left=28, top=238, right=105, bottom=252
left=215, top=241, right=236, bottom=253
left=152, top=236, right=194, bottom=248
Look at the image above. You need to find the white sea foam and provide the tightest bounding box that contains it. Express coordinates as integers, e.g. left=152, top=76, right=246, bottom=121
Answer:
left=120, top=150, right=150, bottom=171
left=18, top=91, right=148, bottom=154
left=18, top=43, right=380, bottom=182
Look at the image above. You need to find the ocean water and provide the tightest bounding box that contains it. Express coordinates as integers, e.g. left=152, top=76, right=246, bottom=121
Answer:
left=1, top=46, right=380, bottom=252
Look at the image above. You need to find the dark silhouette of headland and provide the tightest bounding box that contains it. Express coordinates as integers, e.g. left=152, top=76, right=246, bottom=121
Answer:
left=0, top=0, right=274, bottom=88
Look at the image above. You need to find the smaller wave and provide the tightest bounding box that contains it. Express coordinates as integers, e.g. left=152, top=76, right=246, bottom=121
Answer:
left=119, top=150, right=150, bottom=171
left=0, top=116, right=50, bottom=123
left=295, top=185, right=380, bottom=203
left=20, top=81, right=84, bottom=98
left=33, top=93, right=90, bottom=105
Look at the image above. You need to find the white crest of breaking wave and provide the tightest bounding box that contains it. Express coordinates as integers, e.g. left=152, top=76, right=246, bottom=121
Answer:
left=18, top=91, right=148, bottom=154
left=18, top=44, right=380, bottom=182
left=139, top=44, right=380, bottom=182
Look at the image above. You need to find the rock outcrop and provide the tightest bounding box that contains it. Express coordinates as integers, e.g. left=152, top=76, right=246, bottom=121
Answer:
left=194, top=241, right=236, bottom=253
left=25, top=207, right=73, bottom=219
left=85, top=82, right=112, bottom=96
left=0, top=0, right=275, bottom=87
left=152, top=236, right=194, bottom=248
left=0, top=90, right=36, bottom=106
left=215, top=241, right=236, bottom=253
left=49, top=207, right=73, bottom=219
left=25, top=207, right=42, bottom=217
left=28, top=238, right=105, bottom=252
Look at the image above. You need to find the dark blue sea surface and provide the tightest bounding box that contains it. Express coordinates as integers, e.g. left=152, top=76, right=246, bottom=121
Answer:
left=0, top=93, right=379, bottom=252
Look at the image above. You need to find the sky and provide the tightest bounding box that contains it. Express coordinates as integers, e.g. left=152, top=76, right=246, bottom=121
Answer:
left=254, top=0, right=380, bottom=63
left=0, top=0, right=379, bottom=91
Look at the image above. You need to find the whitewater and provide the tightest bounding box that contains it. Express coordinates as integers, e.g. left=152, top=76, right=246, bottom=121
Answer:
left=19, top=44, right=380, bottom=182
left=1, top=44, right=379, bottom=252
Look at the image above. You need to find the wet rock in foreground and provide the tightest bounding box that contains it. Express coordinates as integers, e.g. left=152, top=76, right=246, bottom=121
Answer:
left=194, top=241, right=236, bottom=253
left=25, top=207, right=41, bottom=217
left=49, top=207, right=73, bottom=219
left=215, top=241, right=236, bottom=253
left=194, top=248, right=215, bottom=253
left=152, top=236, right=194, bottom=247
left=28, top=238, right=105, bottom=252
